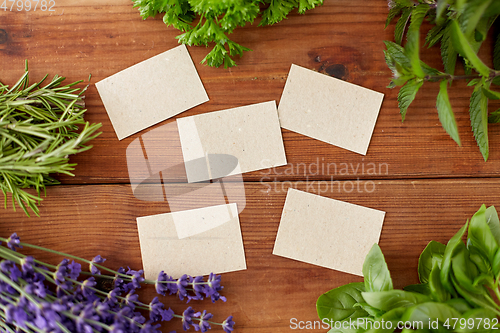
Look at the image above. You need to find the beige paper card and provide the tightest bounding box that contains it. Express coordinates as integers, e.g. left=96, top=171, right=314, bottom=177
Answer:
left=273, top=188, right=385, bottom=276
left=278, top=64, right=384, bottom=155
left=96, top=45, right=209, bottom=140
left=177, top=101, right=287, bottom=183
left=136, top=203, right=246, bottom=279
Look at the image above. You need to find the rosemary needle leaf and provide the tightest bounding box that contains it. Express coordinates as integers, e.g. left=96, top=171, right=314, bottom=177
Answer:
left=0, top=63, right=102, bottom=217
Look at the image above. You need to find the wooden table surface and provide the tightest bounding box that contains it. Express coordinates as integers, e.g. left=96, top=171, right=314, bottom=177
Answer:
left=2, top=1, right=500, bottom=332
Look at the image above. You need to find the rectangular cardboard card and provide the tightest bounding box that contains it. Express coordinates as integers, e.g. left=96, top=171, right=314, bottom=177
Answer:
left=176, top=101, right=287, bottom=183
left=273, top=188, right=386, bottom=276
left=96, top=45, right=209, bottom=140
left=136, top=203, right=246, bottom=279
left=278, top=64, right=384, bottom=155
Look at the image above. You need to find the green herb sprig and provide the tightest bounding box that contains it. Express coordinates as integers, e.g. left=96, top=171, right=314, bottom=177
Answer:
left=132, top=0, right=324, bottom=68
left=317, top=205, right=500, bottom=332
left=385, top=0, right=500, bottom=161
left=0, top=62, right=102, bottom=217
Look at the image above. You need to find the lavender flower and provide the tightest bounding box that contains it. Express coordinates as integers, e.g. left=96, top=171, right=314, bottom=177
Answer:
left=181, top=306, right=199, bottom=331
left=222, top=316, right=235, bottom=333
left=90, top=255, right=106, bottom=275
left=6, top=233, right=22, bottom=251
left=0, top=233, right=233, bottom=333
left=192, top=310, right=213, bottom=332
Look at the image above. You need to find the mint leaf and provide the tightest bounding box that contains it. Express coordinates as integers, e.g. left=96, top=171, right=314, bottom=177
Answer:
left=395, top=8, right=412, bottom=45
left=436, top=80, right=461, bottom=146
left=426, top=24, right=446, bottom=48
left=398, top=79, right=424, bottom=121
left=494, top=31, right=500, bottom=70
left=459, top=0, right=492, bottom=38
left=450, top=20, right=491, bottom=77
left=441, top=22, right=458, bottom=74
left=488, top=109, right=500, bottom=123
left=470, top=84, right=490, bottom=161
left=405, top=4, right=430, bottom=79
left=481, top=87, right=500, bottom=100
left=386, top=5, right=403, bottom=28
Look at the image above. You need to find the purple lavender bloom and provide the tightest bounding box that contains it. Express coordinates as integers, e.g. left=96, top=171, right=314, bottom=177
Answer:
left=6, top=304, right=28, bottom=328
left=0, top=260, right=22, bottom=282
left=24, top=280, right=47, bottom=298
left=109, top=323, right=125, bottom=333
left=106, top=288, right=119, bottom=306
left=6, top=233, right=22, bottom=251
left=80, top=277, right=97, bottom=298
left=181, top=307, right=199, bottom=331
left=54, top=258, right=70, bottom=285
left=222, top=316, right=235, bottom=333
left=176, top=274, right=189, bottom=301
left=114, top=267, right=126, bottom=291
left=68, top=260, right=81, bottom=280
left=155, top=271, right=171, bottom=296
left=126, top=268, right=145, bottom=290
left=140, top=323, right=162, bottom=333
left=20, top=256, right=35, bottom=274
left=148, top=297, right=174, bottom=323
left=90, top=255, right=106, bottom=275
left=124, top=291, right=139, bottom=307
left=204, top=274, right=226, bottom=303
left=192, top=310, right=212, bottom=332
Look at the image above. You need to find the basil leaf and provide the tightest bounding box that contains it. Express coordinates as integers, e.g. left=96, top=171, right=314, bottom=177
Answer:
left=401, top=302, right=461, bottom=327
left=445, top=298, right=472, bottom=314
left=451, top=272, right=496, bottom=313
left=418, top=240, right=446, bottom=284
left=456, top=308, right=498, bottom=333
left=485, top=206, right=500, bottom=246
left=441, top=221, right=468, bottom=295
left=354, top=303, right=384, bottom=318
left=365, top=307, right=406, bottom=333
left=362, top=290, right=430, bottom=312
left=468, top=204, right=499, bottom=265
left=451, top=242, right=482, bottom=293
left=317, top=283, right=368, bottom=322
left=363, top=244, right=393, bottom=293
left=429, top=262, right=450, bottom=302
left=403, top=283, right=431, bottom=296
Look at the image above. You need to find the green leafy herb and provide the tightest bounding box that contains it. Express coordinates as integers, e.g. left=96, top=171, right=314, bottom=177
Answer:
left=385, top=0, right=500, bottom=161
left=317, top=205, right=500, bottom=332
left=132, top=0, right=324, bottom=68
left=0, top=62, right=102, bottom=217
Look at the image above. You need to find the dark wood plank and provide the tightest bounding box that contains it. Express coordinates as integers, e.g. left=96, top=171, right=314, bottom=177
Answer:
left=1, top=180, right=499, bottom=331
left=1, top=1, right=500, bottom=184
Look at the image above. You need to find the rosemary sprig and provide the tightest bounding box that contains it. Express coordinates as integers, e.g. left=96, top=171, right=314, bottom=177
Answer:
left=0, top=62, right=102, bottom=217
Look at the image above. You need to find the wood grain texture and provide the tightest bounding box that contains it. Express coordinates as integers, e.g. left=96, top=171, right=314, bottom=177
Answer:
left=2, top=0, right=500, bottom=331
left=1, top=0, right=500, bottom=184
left=1, top=181, right=500, bottom=332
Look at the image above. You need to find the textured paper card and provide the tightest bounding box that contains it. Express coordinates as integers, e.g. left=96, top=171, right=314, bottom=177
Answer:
left=177, top=101, right=287, bottom=183
left=136, top=203, right=246, bottom=279
left=278, top=64, right=384, bottom=155
left=273, top=188, right=386, bottom=276
left=96, top=45, right=209, bottom=140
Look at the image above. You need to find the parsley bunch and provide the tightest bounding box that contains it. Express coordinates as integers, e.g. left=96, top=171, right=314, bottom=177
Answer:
left=385, top=0, right=500, bottom=161
left=0, top=63, right=101, bottom=217
left=132, top=0, right=324, bottom=68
